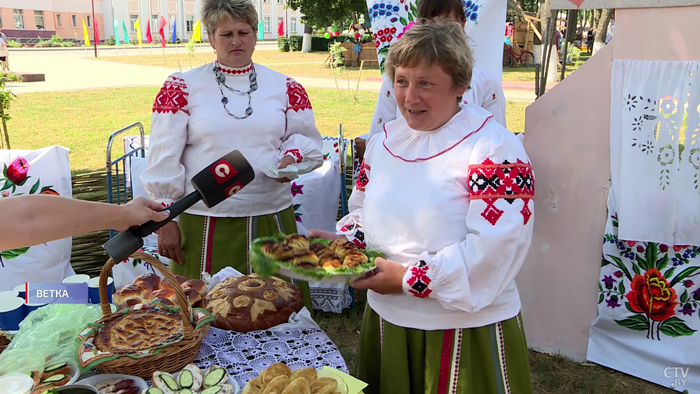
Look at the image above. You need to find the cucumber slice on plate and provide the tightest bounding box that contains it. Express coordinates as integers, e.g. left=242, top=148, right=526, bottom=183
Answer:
left=200, top=386, right=222, bottom=394
left=178, top=369, right=194, bottom=389
left=179, top=389, right=193, bottom=394
left=156, top=374, right=180, bottom=391
left=145, top=389, right=164, bottom=394
left=203, top=366, right=227, bottom=388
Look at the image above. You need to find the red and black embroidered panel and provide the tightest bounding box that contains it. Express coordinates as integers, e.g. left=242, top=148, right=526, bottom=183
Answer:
left=153, top=76, right=189, bottom=114
left=355, top=160, right=370, bottom=192
left=286, top=78, right=312, bottom=112
left=283, top=149, right=303, bottom=163
left=406, top=260, right=432, bottom=298
left=468, top=158, right=534, bottom=225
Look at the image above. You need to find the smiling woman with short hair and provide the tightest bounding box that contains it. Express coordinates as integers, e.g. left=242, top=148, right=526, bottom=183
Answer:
left=141, top=0, right=322, bottom=310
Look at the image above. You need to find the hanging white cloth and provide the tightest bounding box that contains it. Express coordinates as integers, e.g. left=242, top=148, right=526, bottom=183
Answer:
left=610, top=60, right=700, bottom=247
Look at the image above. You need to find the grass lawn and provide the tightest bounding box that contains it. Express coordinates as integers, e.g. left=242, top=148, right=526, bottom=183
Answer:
left=96, top=49, right=585, bottom=83
left=7, top=87, right=529, bottom=170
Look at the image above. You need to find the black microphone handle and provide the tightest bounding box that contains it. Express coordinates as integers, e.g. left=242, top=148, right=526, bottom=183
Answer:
left=136, top=191, right=202, bottom=237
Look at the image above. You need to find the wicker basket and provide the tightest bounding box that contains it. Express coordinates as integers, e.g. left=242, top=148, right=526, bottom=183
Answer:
left=94, top=252, right=210, bottom=378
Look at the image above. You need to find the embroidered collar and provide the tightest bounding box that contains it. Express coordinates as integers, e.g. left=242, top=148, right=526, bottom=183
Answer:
left=382, top=106, right=493, bottom=162
left=216, top=62, right=254, bottom=75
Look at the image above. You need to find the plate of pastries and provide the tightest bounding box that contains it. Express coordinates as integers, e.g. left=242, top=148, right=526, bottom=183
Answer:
left=241, top=362, right=347, bottom=394
left=250, top=234, right=382, bottom=284
left=112, top=273, right=207, bottom=310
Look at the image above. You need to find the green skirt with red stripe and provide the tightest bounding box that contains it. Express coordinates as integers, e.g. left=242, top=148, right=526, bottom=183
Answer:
left=358, top=305, right=533, bottom=394
left=171, top=206, right=313, bottom=312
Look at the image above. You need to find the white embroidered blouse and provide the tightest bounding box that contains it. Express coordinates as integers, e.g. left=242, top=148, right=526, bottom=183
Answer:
left=141, top=62, right=323, bottom=218
left=367, top=66, right=507, bottom=140
left=338, top=105, right=534, bottom=330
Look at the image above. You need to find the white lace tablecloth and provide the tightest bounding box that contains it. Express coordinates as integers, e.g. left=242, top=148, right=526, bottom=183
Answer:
left=80, top=326, right=348, bottom=393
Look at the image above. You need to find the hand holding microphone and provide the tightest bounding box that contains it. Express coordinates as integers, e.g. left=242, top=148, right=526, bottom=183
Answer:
left=102, top=150, right=255, bottom=263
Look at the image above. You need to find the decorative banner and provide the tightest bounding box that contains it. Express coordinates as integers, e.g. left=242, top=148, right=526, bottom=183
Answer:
left=587, top=189, right=700, bottom=393
left=27, top=283, right=89, bottom=304
left=552, top=0, right=700, bottom=9
left=366, top=0, right=507, bottom=80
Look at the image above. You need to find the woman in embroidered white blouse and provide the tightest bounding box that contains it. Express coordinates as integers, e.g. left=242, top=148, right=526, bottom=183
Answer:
left=313, top=22, right=534, bottom=394
left=141, top=0, right=322, bottom=309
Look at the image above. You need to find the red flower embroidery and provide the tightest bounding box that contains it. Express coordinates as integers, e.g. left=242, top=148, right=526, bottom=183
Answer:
left=153, top=76, right=189, bottom=114
left=626, top=268, right=678, bottom=322
left=468, top=158, right=535, bottom=225
left=286, top=78, right=312, bottom=112
left=291, top=182, right=304, bottom=197
left=6, top=157, right=29, bottom=185
left=284, top=149, right=303, bottom=163
left=160, top=201, right=175, bottom=208
left=355, top=160, right=370, bottom=192
left=406, top=260, right=432, bottom=298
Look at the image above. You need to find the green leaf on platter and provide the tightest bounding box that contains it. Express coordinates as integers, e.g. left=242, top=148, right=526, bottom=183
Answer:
left=664, top=267, right=676, bottom=279
left=646, top=242, right=659, bottom=269
left=632, top=263, right=642, bottom=276
left=659, top=317, right=697, bottom=337
left=656, top=252, right=669, bottom=271
left=378, top=46, right=390, bottom=57
left=249, top=233, right=383, bottom=281
left=601, top=258, right=611, bottom=267
left=670, top=266, right=700, bottom=287
left=618, top=281, right=625, bottom=295
left=636, top=254, right=649, bottom=271
left=625, top=302, right=636, bottom=314
left=681, top=290, right=689, bottom=303
left=606, top=255, right=633, bottom=281
left=598, top=294, right=604, bottom=304
left=614, top=314, right=649, bottom=331
left=1, top=247, right=29, bottom=260
left=29, top=179, right=40, bottom=195
left=599, top=282, right=603, bottom=291
left=400, top=17, right=409, bottom=26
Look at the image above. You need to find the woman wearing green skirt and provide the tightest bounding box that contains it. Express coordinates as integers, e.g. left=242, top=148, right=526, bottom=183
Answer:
left=313, top=21, right=534, bottom=394
left=141, top=0, right=322, bottom=311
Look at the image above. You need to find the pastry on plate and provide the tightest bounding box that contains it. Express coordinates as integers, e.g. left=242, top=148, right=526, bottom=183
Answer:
left=284, top=235, right=310, bottom=252
left=291, top=250, right=319, bottom=269
left=343, top=252, right=368, bottom=268
left=261, top=241, right=295, bottom=261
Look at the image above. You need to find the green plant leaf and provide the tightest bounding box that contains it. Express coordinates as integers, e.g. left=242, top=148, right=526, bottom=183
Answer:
left=16, top=176, right=28, bottom=187
left=606, top=255, right=633, bottom=281
left=636, top=254, right=649, bottom=271
left=612, top=219, right=618, bottom=227
left=625, top=302, right=636, bottom=314
left=618, top=281, right=625, bottom=295
left=2, top=163, right=5, bottom=178
left=656, top=252, right=669, bottom=271
left=646, top=242, right=659, bottom=269
left=1, top=246, right=29, bottom=260
left=599, top=282, right=603, bottom=291
left=410, top=2, right=418, bottom=15
left=659, top=317, right=697, bottom=337
left=670, top=266, right=700, bottom=287
left=40, top=186, right=53, bottom=192
left=29, top=179, right=40, bottom=195
left=598, top=294, right=604, bottom=304
left=408, top=13, right=414, bottom=22
left=614, top=314, right=649, bottom=331
left=601, top=258, right=611, bottom=267
left=632, top=263, right=642, bottom=275
left=400, top=17, right=408, bottom=26
left=664, top=267, right=676, bottom=279
left=0, top=180, right=12, bottom=191
left=378, top=46, right=390, bottom=57
left=379, top=58, right=385, bottom=76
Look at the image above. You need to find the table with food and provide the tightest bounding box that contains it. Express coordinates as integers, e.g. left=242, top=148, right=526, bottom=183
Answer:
left=0, top=234, right=375, bottom=394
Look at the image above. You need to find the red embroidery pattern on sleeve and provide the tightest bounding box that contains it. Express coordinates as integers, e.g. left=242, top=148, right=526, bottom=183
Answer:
left=153, top=76, right=189, bottom=114
left=468, top=158, right=534, bottom=225
left=286, top=78, right=312, bottom=112
left=406, top=260, right=432, bottom=298
left=355, top=160, right=371, bottom=192
left=283, top=149, right=303, bottom=163
left=160, top=202, right=175, bottom=208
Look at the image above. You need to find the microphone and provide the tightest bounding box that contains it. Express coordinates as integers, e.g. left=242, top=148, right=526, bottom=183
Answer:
left=102, top=150, right=255, bottom=262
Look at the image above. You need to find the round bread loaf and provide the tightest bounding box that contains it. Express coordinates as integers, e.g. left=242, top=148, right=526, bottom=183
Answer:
left=204, top=274, right=304, bottom=332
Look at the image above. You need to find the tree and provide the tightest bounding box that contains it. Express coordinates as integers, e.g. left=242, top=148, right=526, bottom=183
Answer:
left=286, top=0, right=368, bottom=29
left=592, top=8, right=613, bottom=55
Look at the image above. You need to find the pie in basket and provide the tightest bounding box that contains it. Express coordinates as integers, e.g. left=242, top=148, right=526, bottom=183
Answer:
left=96, top=308, right=184, bottom=353
left=112, top=273, right=207, bottom=310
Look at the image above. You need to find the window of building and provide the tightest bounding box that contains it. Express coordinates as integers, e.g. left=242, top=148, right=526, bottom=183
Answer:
left=290, top=18, right=296, bottom=33
left=186, top=16, right=194, bottom=33
left=13, top=9, right=24, bottom=29
left=277, top=0, right=284, bottom=3
left=56, top=14, right=62, bottom=27
left=72, top=15, right=77, bottom=27
left=277, top=17, right=283, bottom=31
left=151, top=15, right=159, bottom=32
left=130, top=15, right=138, bottom=32
left=263, top=17, right=270, bottom=32
left=34, top=11, right=45, bottom=29
left=87, top=15, right=92, bottom=27
left=263, top=0, right=270, bottom=3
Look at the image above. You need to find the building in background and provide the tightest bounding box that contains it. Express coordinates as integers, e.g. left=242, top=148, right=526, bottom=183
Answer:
left=0, top=0, right=303, bottom=42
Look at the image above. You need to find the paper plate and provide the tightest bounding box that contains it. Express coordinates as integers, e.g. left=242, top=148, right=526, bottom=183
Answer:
left=317, top=369, right=349, bottom=394
left=276, top=266, right=371, bottom=284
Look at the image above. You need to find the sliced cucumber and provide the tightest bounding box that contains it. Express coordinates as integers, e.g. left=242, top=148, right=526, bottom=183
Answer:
left=178, top=369, right=194, bottom=389
left=43, top=362, right=68, bottom=374
left=40, top=374, right=67, bottom=383
left=144, top=389, right=164, bottom=394
left=157, top=374, right=180, bottom=391
left=179, top=390, right=193, bottom=394
left=200, top=386, right=222, bottom=394
left=202, top=368, right=226, bottom=388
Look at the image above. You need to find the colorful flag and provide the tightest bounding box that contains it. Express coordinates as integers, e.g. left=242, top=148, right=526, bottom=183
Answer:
left=159, top=16, right=167, bottom=48
left=82, top=19, right=90, bottom=46
left=193, top=20, right=201, bottom=42
left=122, top=21, right=131, bottom=44
left=257, top=21, right=264, bottom=40
left=94, top=20, right=100, bottom=45
left=113, top=19, right=121, bottom=46
left=146, top=19, right=153, bottom=44
left=171, top=18, right=177, bottom=43
left=277, top=20, right=284, bottom=37
left=135, top=18, right=143, bottom=49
